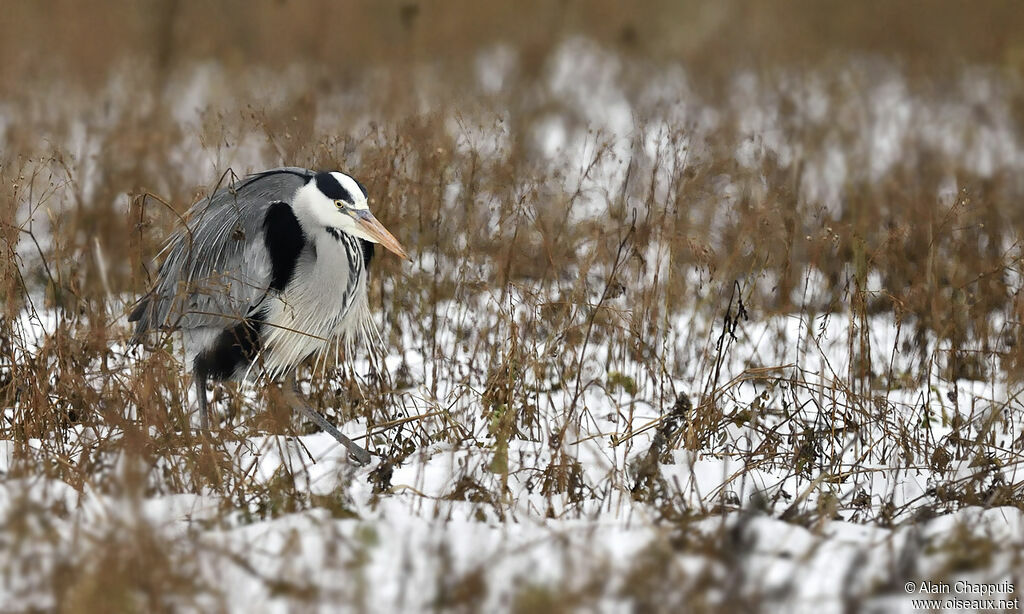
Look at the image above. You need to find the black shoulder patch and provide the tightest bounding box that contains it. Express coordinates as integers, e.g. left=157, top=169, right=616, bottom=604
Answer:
left=314, top=172, right=352, bottom=202
left=264, top=202, right=305, bottom=292
left=360, top=239, right=375, bottom=269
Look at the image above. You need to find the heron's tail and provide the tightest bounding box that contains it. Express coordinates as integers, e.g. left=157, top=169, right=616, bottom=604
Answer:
left=127, top=295, right=153, bottom=345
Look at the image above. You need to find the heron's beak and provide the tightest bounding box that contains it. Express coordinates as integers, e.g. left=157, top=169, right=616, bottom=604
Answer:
left=353, top=210, right=408, bottom=259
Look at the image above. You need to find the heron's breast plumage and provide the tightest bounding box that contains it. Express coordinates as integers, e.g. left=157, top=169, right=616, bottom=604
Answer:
left=258, top=230, right=368, bottom=378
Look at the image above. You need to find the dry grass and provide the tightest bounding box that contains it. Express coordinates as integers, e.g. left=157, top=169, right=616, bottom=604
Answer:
left=3, top=1, right=1024, bottom=611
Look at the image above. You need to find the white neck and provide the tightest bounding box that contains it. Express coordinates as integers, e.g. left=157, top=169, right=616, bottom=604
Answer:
left=290, top=182, right=326, bottom=234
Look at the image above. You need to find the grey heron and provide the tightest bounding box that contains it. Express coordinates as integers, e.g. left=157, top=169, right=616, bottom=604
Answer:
left=129, top=167, right=407, bottom=464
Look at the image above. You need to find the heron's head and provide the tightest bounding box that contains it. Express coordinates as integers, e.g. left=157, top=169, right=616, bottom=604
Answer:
left=295, top=171, right=408, bottom=259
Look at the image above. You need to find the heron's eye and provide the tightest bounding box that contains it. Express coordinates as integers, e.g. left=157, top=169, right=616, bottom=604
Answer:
left=335, top=200, right=346, bottom=209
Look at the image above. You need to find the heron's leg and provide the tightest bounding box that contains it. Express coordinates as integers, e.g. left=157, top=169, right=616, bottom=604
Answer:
left=281, top=374, right=371, bottom=466
left=195, top=371, right=209, bottom=433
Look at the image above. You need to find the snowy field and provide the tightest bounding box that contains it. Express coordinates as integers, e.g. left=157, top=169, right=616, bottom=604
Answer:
left=4, top=292, right=1023, bottom=612
left=4, top=10, right=1024, bottom=612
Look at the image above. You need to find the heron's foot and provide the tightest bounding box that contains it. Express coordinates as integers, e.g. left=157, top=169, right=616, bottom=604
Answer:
left=346, top=445, right=373, bottom=467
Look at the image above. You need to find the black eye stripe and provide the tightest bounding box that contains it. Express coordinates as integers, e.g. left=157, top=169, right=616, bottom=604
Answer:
left=314, top=172, right=352, bottom=202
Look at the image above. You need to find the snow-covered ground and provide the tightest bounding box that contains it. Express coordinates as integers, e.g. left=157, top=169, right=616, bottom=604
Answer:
left=3, top=286, right=1022, bottom=612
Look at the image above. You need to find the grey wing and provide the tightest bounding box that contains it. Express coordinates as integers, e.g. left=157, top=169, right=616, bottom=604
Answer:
left=129, top=167, right=313, bottom=340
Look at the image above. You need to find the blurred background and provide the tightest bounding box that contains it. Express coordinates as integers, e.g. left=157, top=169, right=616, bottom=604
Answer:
left=5, top=0, right=1024, bottom=82
left=4, top=0, right=1024, bottom=332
